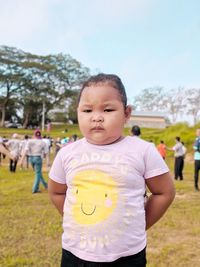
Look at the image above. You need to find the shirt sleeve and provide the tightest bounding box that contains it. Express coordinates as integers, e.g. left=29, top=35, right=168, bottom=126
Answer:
left=144, top=144, right=169, bottom=179
left=172, top=144, right=177, bottom=151
left=49, top=151, right=66, bottom=184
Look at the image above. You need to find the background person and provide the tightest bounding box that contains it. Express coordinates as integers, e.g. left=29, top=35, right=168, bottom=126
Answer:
left=193, top=129, right=200, bottom=191
left=69, top=134, right=78, bottom=142
left=42, top=135, right=51, bottom=169
left=5, top=133, right=21, bottom=172
left=0, top=136, right=15, bottom=163
left=131, top=125, right=141, bottom=137
left=54, top=137, right=62, bottom=157
left=172, top=137, right=184, bottom=180
left=157, top=140, right=167, bottom=160
left=20, top=130, right=48, bottom=193
left=181, top=141, right=187, bottom=175
left=20, top=134, right=30, bottom=169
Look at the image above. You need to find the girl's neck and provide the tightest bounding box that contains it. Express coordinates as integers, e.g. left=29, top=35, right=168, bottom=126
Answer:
left=86, top=136, right=125, bottom=146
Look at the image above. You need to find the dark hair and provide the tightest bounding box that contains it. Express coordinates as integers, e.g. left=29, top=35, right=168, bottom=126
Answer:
left=77, top=73, right=127, bottom=108
left=175, top=136, right=180, bottom=142
left=131, top=125, right=141, bottom=136
left=71, top=134, right=78, bottom=141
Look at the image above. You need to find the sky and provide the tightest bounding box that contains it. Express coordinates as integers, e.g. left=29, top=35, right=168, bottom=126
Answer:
left=0, top=0, right=200, bottom=104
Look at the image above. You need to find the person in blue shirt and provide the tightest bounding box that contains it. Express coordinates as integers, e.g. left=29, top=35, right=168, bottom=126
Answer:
left=193, top=129, right=200, bottom=191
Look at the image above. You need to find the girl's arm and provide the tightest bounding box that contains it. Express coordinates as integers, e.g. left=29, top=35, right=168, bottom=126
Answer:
left=48, top=179, right=67, bottom=216
left=145, top=172, right=175, bottom=230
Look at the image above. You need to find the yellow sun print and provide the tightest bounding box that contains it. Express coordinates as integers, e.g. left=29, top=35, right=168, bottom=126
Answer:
left=72, top=169, right=118, bottom=225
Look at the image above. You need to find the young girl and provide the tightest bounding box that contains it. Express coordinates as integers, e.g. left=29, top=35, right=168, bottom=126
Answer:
left=48, top=73, right=175, bottom=267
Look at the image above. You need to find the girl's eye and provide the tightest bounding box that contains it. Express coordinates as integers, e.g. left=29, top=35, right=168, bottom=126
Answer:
left=104, top=109, right=114, bottom=112
left=83, top=109, right=92, bottom=113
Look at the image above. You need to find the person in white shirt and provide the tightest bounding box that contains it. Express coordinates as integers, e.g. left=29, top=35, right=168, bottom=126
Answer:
left=5, top=133, right=21, bottom=172
left=20, top=135, right=30, bottom=169
left=20, top=130, right=48, bottom=193
left=0, top=136, right=15, bottom=163
left=42, top=135, right=51, bottom=169
left=172, top=136, right=184, bottom=180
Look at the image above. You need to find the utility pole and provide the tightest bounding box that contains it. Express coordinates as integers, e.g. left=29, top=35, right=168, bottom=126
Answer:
left=42, top=100, right=45, bottom=131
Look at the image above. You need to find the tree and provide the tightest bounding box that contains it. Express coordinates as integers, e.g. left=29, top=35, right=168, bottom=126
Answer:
left=20, top=53, right=90, bottom=128
left=0, top=45, right=90, bottom=128
left=132, top=86, right=190, bottom=124
left=185, top=88, right=200, bottom=125
left=0, top=46, right=25, bottom=126
left=67, top=91, right=79, bottom=123
left=164, top=87, right=186, bottom=123
left=132, top=87, right=166, bottom=111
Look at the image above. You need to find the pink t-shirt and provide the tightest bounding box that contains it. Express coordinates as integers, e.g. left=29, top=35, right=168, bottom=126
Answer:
left=49, top=136, right=169, bottom=262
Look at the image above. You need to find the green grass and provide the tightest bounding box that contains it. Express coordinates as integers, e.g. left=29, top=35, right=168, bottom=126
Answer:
left=0, top=165, right=62, bottom=267
left=0, top=124, right=81, bottom=140
left=0, top=124, right=200, bottom=266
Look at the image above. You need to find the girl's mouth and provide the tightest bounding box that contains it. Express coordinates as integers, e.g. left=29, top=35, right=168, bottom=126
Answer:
left=92, top=126, right=104, bottom=131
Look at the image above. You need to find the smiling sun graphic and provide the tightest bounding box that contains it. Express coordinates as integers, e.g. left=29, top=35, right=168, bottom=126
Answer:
left=72, top=169, right=118, bottom=225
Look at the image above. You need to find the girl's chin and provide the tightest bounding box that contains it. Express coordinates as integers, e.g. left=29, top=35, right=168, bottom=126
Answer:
left=86, top=136, right=123, bottom=145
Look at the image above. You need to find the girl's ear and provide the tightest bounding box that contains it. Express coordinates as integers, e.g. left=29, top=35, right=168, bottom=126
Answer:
left=124, top=105, right=132, bottom=121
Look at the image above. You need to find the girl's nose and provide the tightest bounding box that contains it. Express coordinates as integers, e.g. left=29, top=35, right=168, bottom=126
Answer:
left=91, top=113, right=104, bottom=122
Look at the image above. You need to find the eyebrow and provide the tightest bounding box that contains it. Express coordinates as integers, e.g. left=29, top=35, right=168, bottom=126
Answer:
left=79, top=102, right=118, bottom=108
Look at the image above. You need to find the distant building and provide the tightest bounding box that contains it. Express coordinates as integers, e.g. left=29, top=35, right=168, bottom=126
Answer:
left=126, top=111, right=167, bottom=129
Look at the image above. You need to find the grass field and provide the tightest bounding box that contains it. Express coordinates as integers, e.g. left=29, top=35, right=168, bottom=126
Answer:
left=0, top=125, right=200, bottom=266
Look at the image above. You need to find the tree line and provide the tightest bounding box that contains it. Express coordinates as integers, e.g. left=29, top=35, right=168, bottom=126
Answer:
left=0, top=45, right=90, bottom=128
left=132, top=86, right=200, bottom=125
left=1, top=45, right=199, bottom=128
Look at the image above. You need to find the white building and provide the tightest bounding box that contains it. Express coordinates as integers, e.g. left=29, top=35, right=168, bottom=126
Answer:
left=126, top=111, right=167, bottom=129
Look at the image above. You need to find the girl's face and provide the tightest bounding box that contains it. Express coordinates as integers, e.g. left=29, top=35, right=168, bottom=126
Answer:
left=77, top=84, right=131, bottom=145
